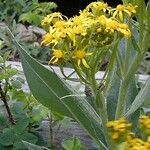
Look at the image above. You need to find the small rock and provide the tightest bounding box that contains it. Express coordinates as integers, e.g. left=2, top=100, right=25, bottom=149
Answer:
left=28, top=25, right=46, bottom=36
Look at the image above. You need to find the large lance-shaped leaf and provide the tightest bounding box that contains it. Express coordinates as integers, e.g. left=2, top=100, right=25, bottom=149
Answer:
left=125, top=77, right=150, bottom=117
left=125, top=77, right=140, bottom=132
left=10, top=31, right=107, bottom=148
left=107, top=72, right=120, bottom=120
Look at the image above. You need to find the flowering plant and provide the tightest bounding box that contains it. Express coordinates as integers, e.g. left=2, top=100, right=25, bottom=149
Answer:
left=10, top=0, right=150, bottom=149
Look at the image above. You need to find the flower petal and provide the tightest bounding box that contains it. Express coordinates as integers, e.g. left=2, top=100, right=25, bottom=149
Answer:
left=82, top=58, right=90, bottom=68
left=77, top=59, right=81, bottom=66
left=52, top=58, right=59, bottom=64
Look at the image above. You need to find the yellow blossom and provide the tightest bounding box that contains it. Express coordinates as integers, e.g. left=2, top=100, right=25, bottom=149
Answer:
left=54, top=20, right=67, bottom=30
left=49, top=49, right=64, bottom=64
left=41, top=15, right=52, bottom=26
left=56, top=30, right=68, bottom=39
left=97, top=15, right=107, bottom=26
left=107, top=118, right=132, bottom=140
left=86, top=2, right=109, bottom=13
left=126, top=3, right=137, bottom=15
left=125, top=137, right=150, bottom=150
left=113, top=4, right=137, bottom=21
left=41, top=33, right=53, bottom=46
left=73, top=49, right=92, bottom=68
left=139, top=115, right=150, bottom=135
left=69, top=14, right=93, bottom=29
left=105, top=19, right=118, bottom=33
left=117, top=23, right=131, bottom=38
left=41, top=27, right=56, bottom=45
left=105, top=19, right=131, bottom=38
left=67, top=25, right=87, bottom=46
left=41, top=12, right=64, bottom=26
left=72, top=25, right=86, bottom=36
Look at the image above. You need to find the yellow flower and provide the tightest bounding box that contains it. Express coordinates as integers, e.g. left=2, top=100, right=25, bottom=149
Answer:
left=73, top=49, right=92, bottom=68
left=139, top=115, right=150, bottom=135
left=72, top=25, right=86, bottom=36
left=117, top=23, right=131, bottom=38
left=67, top=25, right=87, bottom=46
left=56, top=30, right=68, bottom=39
left=105, top=19, right=131, bottom=38
left=41, top=33, right=53, bottom=46
left=69, top=14, right=93, bottom=29
left=97, top=15, right=107, bottom=26
left=41, top=27, right=56, bottom=45
left=41, top=15, right=52, bottom=26
left=107, top=118, right=132, bottom=141
left=113, top=5, right=125, bottom=21
left=125, top=137, right=150, bottom=150
left=113, top=4, right=137, bottom=21
left=86, top=2, right=109, bottom=13
left=49, top=49, right=64, bottom=64
left=105, top=19, right=119, bottom=33
left=54, top=20, right=67, bottom=30
left=41, top=12, right=64, bottom=26
left=126, top=3, right=137, bottom=15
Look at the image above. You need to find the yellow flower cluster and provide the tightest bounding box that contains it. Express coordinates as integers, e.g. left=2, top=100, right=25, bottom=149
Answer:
left=41, top=2, right=137, bottom=69
left=107, top=118, right=131, bottom=140
left=139, top=115, right=150, bottom=135
left=112, top=3, right=137, bottom=21
left=107, top=115, right=150, bottom=150
left=85, top=2, right=110, bottom=13
left=125, top=136, right=150, bottom=150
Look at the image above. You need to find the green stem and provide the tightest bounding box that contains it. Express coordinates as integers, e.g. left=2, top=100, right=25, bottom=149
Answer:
left=104, top=38, right=119, bottom=96
left=95, top=92, right=113, bottom=150
left=48, top=112, right=54, bottom=147
left=90, top=74, right=113, bottom=150
left=115, top=50, right=147, bottom=119
left=124, top=49, right=130, bottom=74
left=115, top=80, right=128, bottom=119
left=0, top=82, right=15, bottom=125
left=72, top=62, right=90, bottom=85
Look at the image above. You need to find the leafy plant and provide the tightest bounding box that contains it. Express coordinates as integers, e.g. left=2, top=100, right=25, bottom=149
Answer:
left=9, top=0, right=150, bottom=149
left=0, top=0, right=57, bottom=26
left=0, top=52, right=49, bottom=149
left=0, top=22, right=51, bottom=62
left=23, top=141, right=50, bottom=150
left=19, top=0, right=57, bottom=26
left=62, top=137, right=86, bottom=150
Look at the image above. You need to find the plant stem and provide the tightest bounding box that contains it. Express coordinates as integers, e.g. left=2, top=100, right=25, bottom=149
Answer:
left=90, top=74, right=113, bottom=150
left=95, top=92, right=113, bottom=150
left=115, top=49, right=147, bottom=119
left=0, top=82, right=15, bottom=125
left=48, top=112, right=54, bottom=148
left=115, top=80, right=128, bottom=119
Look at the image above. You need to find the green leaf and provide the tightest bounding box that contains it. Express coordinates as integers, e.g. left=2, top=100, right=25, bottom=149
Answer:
left=62, top=137, right=86, bottom=150
left=19, top=12, right=41, bottom=25
left=0, top=56, right=3, bottom=63
left=11, top=79, right=22, bottom=89
left=0, top=68, right=18, bottom=80
left=107, top=73, right=120, bottom=120
left=11, top=89, right=26, bottom=102
left=0, top=113, right=8, bottom=128
left=14, top=132, right=38, bottom=150
left=23, top=141, right=50, bottom=150
left=125, top=77, right=150, bottom=117
left=0, top=128, right=14, bottom=146
left=3, top=51, right=11, bottom=62
left=10, top=29, right=107, bottom=148
left=13, top=117, right=29, bottom=133
left=0, top=144, right=11, bottom=150
left=131, top=35, right=140, bottom=52
left=125, top=77, right=140, bottom=132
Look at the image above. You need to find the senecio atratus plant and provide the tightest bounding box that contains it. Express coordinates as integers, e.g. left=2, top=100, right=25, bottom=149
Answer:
left=10, top=0, right=150, bottom=150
